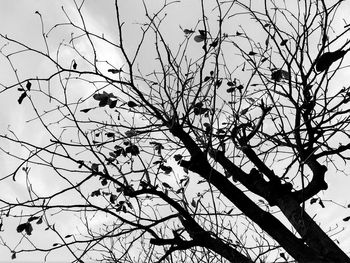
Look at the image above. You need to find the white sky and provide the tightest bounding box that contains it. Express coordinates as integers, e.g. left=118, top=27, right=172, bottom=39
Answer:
left=1, top=0, right=350, bottom=262
left=0, top=1, right=120, bottom=261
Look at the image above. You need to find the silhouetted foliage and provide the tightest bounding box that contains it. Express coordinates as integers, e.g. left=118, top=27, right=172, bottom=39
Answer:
left=1, top=0, right=350, bottom=262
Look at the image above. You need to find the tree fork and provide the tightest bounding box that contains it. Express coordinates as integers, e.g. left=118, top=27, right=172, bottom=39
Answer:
left=171, top=124, right=322, bottom=262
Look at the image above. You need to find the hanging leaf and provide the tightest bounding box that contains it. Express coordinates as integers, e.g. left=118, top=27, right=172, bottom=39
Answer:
left=271, top=69, right=289, bottom=82
left=125, top=201, right=133, bottom=209
left=194, top=35, right=205, bottom=42
left=217, top=128, right=226, bottom=134
left=248, top=51, right=257, bottom=56
left=162, top=182, right=172, bottom=189
left=174, top=154, right=183, bottom=161
left=93, top=92, right=117, bottom=105
left=261, top=57, right=268, bottom=63
left=77, top=160, right=84, bottom=169
left=236, top=85, right=244, bottom=91
left=271, top=70, right=282, bottom=82
left=73, top=61, right=77, bottom=69
left=110, top=194, right=117, bottom=204
left=210, top=39, right=218, bottom=48
left=101, top=178, right=108, bottom=186
left=265, top=36, right=269, bottom=47
left=154, top=143, right=164, bottom=154
left=191, top=199, right=196, bottom=208
left=343, top=216, right=350, bottom=222
left=198, top=29, right=206, bottom=36
left=17, top=222, right=33, bottom=235
left=215, top=79, right=222, bottom=88
left=125, top=129, right=138, bottom=138
left=36, top=217, right=43, bottom=225
left=93, top=93, right=106, bottom=100
left=310, top=198, right=318, bottom=204
left=150, top=142, right=164, bottom=154
left=125, top=144, right=140, bottom=156
left=204, top=76, right=212, bottom=82
left=160, top=165, right=172, bottom=174
left=280, top=253, right=288, bottom=261
left=16, top=223, right=27, bottom=233
left=127, top=101, right=138, bottom=108
left=227, top=87, right=235, bottom=93
left=105, top=132, right=115, bottom=138
left=91, top=189, right=101, bottom=197
left=108, top=68, right=123, bottom=74
left=319, top=199, right=325, bottom=208
left=193, top=102, right=203, bottom=108
left=114, top=146, right=125, bottom=157
left=18, top=92, right=27, bottom=104
left=240, top=108, right=248, bottom=115
left=236, top=31, right=243, bottom=36
left=26, top=81, right=32, bottom=91
left=109, top=100, right=117, bottom=108
left=193, top=101, right=208, bottom=115
left=28, top=216, right=40, bottom=222
left=16, top=222, right=33, bottom=235
left=65, top=234, right=73, bottom=238
left=91, top=163, right=99, bottom=172
left=80, top=108, right=92, bottom=113
left=99, top=98, right=109, bottom=107
left=183, top=29, right=195, bottom=35
left=194, top=107, right=209, bottom=115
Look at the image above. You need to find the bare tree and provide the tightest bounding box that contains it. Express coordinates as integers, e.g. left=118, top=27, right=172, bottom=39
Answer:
left=1, top=0, right=350, bottom=262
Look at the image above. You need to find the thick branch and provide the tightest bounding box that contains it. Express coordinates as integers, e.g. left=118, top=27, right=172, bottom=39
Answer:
left=211, top=149, right=292, bottom=206
left=126, top=188, right=251, bottom=262
left=171, top=123, right=320, bottom=262
left=293, top=158, right=328, bottom=203
left=275, top=195, right=350, bottom=263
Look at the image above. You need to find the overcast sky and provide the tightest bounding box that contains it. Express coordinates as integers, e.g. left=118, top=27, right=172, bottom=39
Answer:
left=0, top=1, right=119, bottom=261
left=0, top=1, right=199, bottom=261
left=1, top=0, right=350, bottom=261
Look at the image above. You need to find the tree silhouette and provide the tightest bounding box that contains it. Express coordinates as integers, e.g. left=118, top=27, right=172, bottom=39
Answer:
left=1, top=0, right=350, bottom=262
